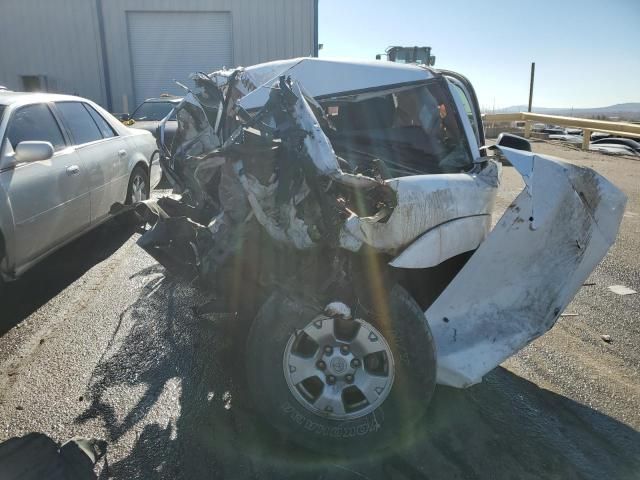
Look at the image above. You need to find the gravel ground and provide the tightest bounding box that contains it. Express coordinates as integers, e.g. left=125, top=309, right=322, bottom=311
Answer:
left=0, top=141, right=638, bottom=479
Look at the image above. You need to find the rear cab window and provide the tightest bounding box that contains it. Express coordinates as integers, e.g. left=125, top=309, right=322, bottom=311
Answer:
left=450, top=84, right=477, bottom=137
left=5, top=103, right=67, bottom=152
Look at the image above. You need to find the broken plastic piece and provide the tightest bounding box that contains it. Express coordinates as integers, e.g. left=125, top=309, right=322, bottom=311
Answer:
left=607, top=285, right=637, bottom=295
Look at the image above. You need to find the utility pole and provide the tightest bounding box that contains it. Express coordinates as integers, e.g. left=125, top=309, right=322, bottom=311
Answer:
left=528, top=62, right=535, bottom=113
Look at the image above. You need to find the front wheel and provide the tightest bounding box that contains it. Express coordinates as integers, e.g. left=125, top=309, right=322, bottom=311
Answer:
left=245, top=284, right=437, bottom=455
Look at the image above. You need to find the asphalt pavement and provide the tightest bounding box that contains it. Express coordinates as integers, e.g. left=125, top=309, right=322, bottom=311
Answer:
left=1, top=141, right=639, bottom=479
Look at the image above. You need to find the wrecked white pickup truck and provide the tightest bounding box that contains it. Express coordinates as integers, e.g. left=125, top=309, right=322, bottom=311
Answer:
left=117, top=58, right=626, bottom=453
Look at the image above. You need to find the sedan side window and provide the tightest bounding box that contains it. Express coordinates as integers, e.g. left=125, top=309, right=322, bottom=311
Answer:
left=55, top=102, right=103, bottom=146
left=83, top=104, right=117, bottom=139
left=6, top=103, right=66, bottom=151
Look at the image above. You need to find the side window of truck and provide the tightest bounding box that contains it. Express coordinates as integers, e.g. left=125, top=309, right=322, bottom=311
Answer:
left=450, top=83, right=480, bottom=142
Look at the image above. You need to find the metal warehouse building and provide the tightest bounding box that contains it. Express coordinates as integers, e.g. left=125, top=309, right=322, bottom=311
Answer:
left=0, top=0, right=317, bottom=112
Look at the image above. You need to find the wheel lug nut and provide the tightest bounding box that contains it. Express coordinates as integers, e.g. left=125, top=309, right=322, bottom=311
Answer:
left=317, top=360, right=326, bottom=370
left=324, top=346, right=333, bottom=355
left=326, top=375, right=336, bottom=385
left=340, top=345, right=349, bottom=355
left=345, top=374, right=354, bottom=383
left=351, top=358, right=361, bottom=368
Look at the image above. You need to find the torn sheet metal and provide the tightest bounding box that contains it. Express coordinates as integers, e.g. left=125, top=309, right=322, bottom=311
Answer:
left=426, top=146, right=626, bottom=388
left=139, top=73, right=401, bottom=283
left=285, top=81, right=390, bottom=193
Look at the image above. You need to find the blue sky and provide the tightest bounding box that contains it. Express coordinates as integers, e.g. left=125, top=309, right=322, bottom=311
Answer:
left=318, top=0, right=640, bottom=109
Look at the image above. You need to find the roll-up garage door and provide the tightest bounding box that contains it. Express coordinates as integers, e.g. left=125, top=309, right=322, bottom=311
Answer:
left=127, top=11, right=232, bottom=104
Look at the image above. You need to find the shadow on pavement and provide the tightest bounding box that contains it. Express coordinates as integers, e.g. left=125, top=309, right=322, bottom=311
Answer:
left=1, top=220, right=135, bottom=336
left=76, top=275, right=640, bottom=479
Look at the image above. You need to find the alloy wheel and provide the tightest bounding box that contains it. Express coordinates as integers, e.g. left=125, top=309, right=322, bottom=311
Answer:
left=282, top=310, right=395, bottom=421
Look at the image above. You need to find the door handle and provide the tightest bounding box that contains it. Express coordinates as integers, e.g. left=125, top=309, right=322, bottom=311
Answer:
left=66, top=165, right=80, bottom=176
left=118, top=149, right=128, bottom=158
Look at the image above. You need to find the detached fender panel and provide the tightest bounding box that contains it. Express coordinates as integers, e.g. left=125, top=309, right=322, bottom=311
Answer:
left=427, top=146, right=626, bottom=388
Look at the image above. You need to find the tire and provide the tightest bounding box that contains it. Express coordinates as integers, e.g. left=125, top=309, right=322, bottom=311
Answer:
left=245, top=284, right=437, bottom=455
left=118, top=165, right=149, bottom=226
left=125, top=165, right=150, bottom=205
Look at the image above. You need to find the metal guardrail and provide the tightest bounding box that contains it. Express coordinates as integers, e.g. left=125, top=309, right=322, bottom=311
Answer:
left=483, top=112, right=640, bottom=150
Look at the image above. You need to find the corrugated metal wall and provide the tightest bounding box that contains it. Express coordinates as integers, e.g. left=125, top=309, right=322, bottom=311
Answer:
left=0, top=0, right=315, bottom=111
left=0, top=0, right=106, bottom=105
left=102, top=0, right=315, bottom=112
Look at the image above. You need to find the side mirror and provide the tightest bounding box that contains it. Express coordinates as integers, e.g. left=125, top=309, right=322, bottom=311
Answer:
left=15, top=141, right=54, bottom=162
left=120, top=113, right=131, bottom=121
left=375, top=54, right=382, bottom=60
left=496, top=132, right=531, bottom=152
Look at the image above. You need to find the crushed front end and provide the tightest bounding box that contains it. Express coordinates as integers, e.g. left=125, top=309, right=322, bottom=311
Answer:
left=123, top=58, right=625, bottom=389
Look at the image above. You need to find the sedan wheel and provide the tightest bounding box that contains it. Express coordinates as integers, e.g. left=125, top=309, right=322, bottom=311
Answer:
left=130, top=172, right=148, bottom=203
left=118, top=166, right=150, bottom=226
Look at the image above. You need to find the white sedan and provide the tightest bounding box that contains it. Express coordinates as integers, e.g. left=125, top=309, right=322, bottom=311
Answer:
left=0, top=91, right=160, bottom=282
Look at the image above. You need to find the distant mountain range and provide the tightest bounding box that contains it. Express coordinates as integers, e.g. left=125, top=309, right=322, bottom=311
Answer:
left=489, top=103, right=640, bottom=120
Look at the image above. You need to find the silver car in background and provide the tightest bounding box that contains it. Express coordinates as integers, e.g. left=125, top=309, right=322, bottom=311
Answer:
left=0, top=92, right=161, bottom=284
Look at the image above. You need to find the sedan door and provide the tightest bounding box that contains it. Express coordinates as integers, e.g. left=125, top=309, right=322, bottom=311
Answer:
left=54, top=101, right=127, bottom=223
left=1, top=103, right=90, bottom=268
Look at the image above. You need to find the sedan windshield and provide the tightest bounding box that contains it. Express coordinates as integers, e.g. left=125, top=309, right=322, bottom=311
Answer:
left=131, top=101, right=176, bottom=121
